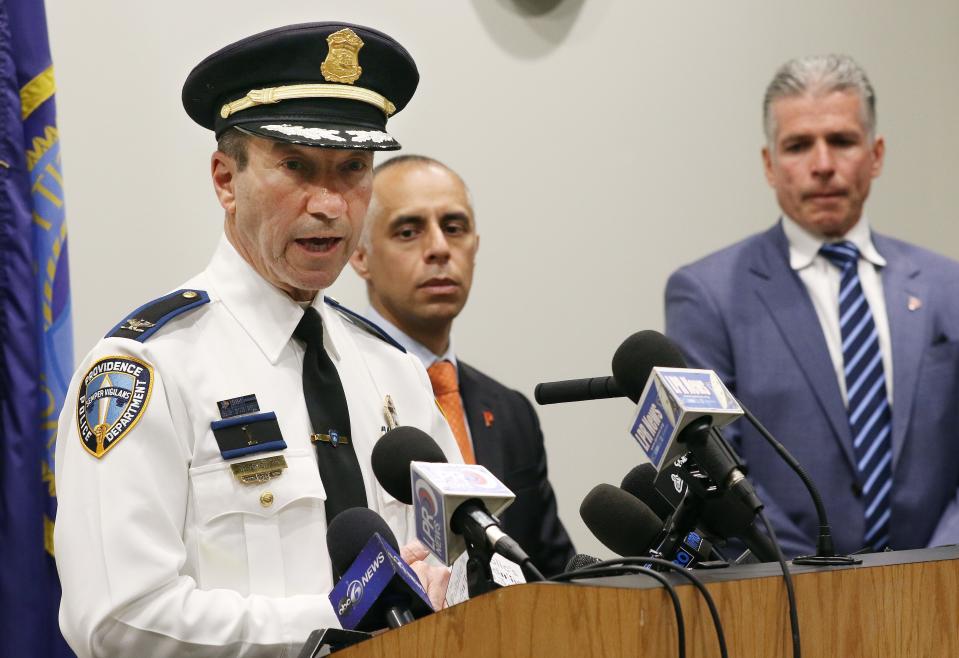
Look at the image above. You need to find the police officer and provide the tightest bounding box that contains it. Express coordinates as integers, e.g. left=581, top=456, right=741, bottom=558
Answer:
left=54, top=23, right=461, bottom=658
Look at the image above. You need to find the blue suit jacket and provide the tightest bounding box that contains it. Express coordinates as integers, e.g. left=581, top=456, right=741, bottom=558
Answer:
left=665, top=222, right=959, bottom=557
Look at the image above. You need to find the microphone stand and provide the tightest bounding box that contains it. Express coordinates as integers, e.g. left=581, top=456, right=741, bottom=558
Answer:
left=461, top=526, right=500, bottom=598
left=650, top=454, right=726, bottom=567
left=738, top=405, right=859, bottom=566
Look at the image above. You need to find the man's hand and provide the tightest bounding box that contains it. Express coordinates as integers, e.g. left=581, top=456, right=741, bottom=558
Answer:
left=401, top=540, right=450, bottom=610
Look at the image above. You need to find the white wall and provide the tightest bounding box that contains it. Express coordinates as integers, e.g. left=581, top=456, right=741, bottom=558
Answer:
left=47, top=0, right=959, bottom=558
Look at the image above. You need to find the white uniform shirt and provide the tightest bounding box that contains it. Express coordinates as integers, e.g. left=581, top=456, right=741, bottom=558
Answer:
left=54, top=236, right=461, bottom=658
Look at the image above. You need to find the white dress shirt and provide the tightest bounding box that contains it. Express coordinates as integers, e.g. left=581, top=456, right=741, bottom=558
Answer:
left=782, top=216, right=894, bottom=405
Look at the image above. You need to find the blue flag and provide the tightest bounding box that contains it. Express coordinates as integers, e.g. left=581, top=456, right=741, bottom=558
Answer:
left=0, top=0, right=75, bottom=655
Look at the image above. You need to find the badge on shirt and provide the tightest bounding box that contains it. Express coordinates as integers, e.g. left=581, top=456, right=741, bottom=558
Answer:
left=211, top=411, right=287, bottom=460
left=77, top=356, right=154, bottom=458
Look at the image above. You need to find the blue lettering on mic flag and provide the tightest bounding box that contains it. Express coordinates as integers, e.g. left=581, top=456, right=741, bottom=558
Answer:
left=414, top=475, right=447, bottom=564
left=630, top=392, right=674, bottom=468
left=330, top=533, right=432, bottom=630
left=0, top=0, right=75, bottom=655
left=77, top=357, right=154, bottom=458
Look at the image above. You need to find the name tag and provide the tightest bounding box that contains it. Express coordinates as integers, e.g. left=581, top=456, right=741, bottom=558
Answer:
left=217, top=393, right=260, bottom=419
left=230, top=455, right=288, bottom=485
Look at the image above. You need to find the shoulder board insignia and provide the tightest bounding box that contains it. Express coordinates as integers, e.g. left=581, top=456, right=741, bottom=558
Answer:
left=324, top=297, right=406, bottom=353
left=106, top=289, right=209, bottom=342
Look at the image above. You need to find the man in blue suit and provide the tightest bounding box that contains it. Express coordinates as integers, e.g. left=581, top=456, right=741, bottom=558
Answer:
left=665, top=55, right=959, bottom=558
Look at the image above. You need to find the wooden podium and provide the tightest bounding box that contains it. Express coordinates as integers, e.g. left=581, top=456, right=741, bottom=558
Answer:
left=334, top=545, right=959, bottom=657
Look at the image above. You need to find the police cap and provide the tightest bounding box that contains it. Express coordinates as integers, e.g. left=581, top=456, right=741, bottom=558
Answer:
left=182, top=22, right=418, bottom=150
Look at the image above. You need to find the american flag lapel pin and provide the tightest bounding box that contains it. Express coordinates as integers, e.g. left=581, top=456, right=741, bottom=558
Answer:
left=907, top=295, right=922, bottom=311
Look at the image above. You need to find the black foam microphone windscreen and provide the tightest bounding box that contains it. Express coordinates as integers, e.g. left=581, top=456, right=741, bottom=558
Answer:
left=326, top=507, right=400, bottom=580
left=611, top=330, right=687, bottom=402
left=621, top=463, right=675, bottom=520
left=580, top=483, right=664, bottom=557
left=371, top=425, right=449, bottom=504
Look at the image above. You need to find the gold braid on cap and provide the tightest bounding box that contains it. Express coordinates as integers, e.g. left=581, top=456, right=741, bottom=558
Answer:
left=220, top=83, right=396, bottom=120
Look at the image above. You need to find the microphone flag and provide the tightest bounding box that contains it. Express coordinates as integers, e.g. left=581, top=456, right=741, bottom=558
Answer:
left=412, top=461, right=514, bottom=565
left=329, top=533, right=433, bottom=631
left=629, top=368, right=743, bottom=471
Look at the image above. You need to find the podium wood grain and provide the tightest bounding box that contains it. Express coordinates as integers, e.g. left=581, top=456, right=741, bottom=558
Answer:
left=336, top=548, right=959, bottom=657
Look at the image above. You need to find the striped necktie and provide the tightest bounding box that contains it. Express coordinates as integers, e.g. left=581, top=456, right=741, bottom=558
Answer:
left=819, top=241, right=893, bottom=551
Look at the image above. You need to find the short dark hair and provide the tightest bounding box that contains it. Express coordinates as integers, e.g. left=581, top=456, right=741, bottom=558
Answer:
left=373, top=154, right=450, bottom=177
left=216, top=128, right=250, bottom=170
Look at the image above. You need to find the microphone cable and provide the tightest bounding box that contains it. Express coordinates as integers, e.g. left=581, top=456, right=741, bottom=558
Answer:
left=552, top=563, right=686, bottom=658
left=738, top=404, right=856, bottom=566
left=552, top=556, right=727, bottom=658
left=757, top=508, right=801, bottom=658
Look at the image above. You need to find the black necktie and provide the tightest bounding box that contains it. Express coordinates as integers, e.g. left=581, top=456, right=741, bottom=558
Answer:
left=294, top=307, right=367, bottom=521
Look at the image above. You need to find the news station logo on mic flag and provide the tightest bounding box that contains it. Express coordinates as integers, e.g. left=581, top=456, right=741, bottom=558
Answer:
left=0, top=1, right=74, bottom=656
left=411, top=462, right=514, bottom=565
left=329, top=533, right=433, bottom=631
left=629, top=368, right=742, bottom=471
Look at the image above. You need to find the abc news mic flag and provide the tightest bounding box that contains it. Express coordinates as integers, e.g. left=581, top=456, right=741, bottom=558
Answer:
left=630, top=368, right=743, bottom=471
left=328, top=533, right=433, bottom=631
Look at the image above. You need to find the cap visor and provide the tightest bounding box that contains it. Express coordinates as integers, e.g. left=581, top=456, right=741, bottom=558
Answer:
left=239, top=122, right=400, bottom=150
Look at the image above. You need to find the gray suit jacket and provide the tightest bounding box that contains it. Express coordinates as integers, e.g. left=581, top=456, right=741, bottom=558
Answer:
left=665, top=222, right=959, bottom=556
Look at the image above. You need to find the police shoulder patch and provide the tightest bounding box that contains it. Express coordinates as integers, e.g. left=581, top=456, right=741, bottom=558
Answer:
left=77, top=355, right=154, bottom=458
left=324, top=297, right=406, bottom=353
left=106, top=289, right=209, bottom=342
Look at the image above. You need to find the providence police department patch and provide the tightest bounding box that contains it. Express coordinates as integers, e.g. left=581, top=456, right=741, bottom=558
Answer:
left=76, top=356, right=154, bottom=458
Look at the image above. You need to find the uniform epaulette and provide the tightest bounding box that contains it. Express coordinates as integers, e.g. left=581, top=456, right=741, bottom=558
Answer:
left=324, top=296, right=406, bottom=353
left=106, top=289, right=210, bottom=342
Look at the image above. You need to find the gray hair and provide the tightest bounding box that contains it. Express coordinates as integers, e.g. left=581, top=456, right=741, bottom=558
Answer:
left=359, top=154, right=474, bottom=252
left=763, top=54, right=877, bottom=146
left=216, top=127, right=250, bottom=170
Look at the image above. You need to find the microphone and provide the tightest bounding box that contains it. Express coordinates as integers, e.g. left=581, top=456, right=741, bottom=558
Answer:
left=325, top=507, right=433, bottom=632
left=580, top=483, right=716, bottom=569
left=371, top=426, right=543, bottom=581
left=534, top=376, right=624, bottom=405
left=579, top=484, right=663, bottom=556
left=565, top=553, right=602, bottom=571
left=620, top=463, right=675, bottom=520
left=533, top=330, right=680, bottom=405
left=624, top=461, right=779, bottom=563
left=612, top=332, right=762, bottom=513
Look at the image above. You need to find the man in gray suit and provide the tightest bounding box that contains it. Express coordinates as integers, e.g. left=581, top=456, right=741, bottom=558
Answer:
left=665, top=55, right=959, bottom=557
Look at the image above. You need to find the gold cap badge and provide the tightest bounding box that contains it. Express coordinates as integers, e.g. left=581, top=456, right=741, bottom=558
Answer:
left=321, top=28, right=364, bottom=85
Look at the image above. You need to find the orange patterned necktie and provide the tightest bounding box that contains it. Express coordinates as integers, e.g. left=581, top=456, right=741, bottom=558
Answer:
left=427, top=360, right=476, bottom=464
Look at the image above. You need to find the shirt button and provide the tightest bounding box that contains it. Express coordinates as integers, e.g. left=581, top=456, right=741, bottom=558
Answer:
left=260, top=491, right=274, bottom=507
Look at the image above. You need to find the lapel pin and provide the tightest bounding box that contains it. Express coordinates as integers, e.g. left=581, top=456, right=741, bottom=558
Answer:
left=907, top=296, right=922, bottom=311
left=483, top=410, right=495, bottom=428
left=383, top=395, right=398, bottom=431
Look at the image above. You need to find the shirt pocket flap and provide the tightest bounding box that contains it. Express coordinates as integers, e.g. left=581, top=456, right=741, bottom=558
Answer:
left=190, top=449, right=325, bottom=525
